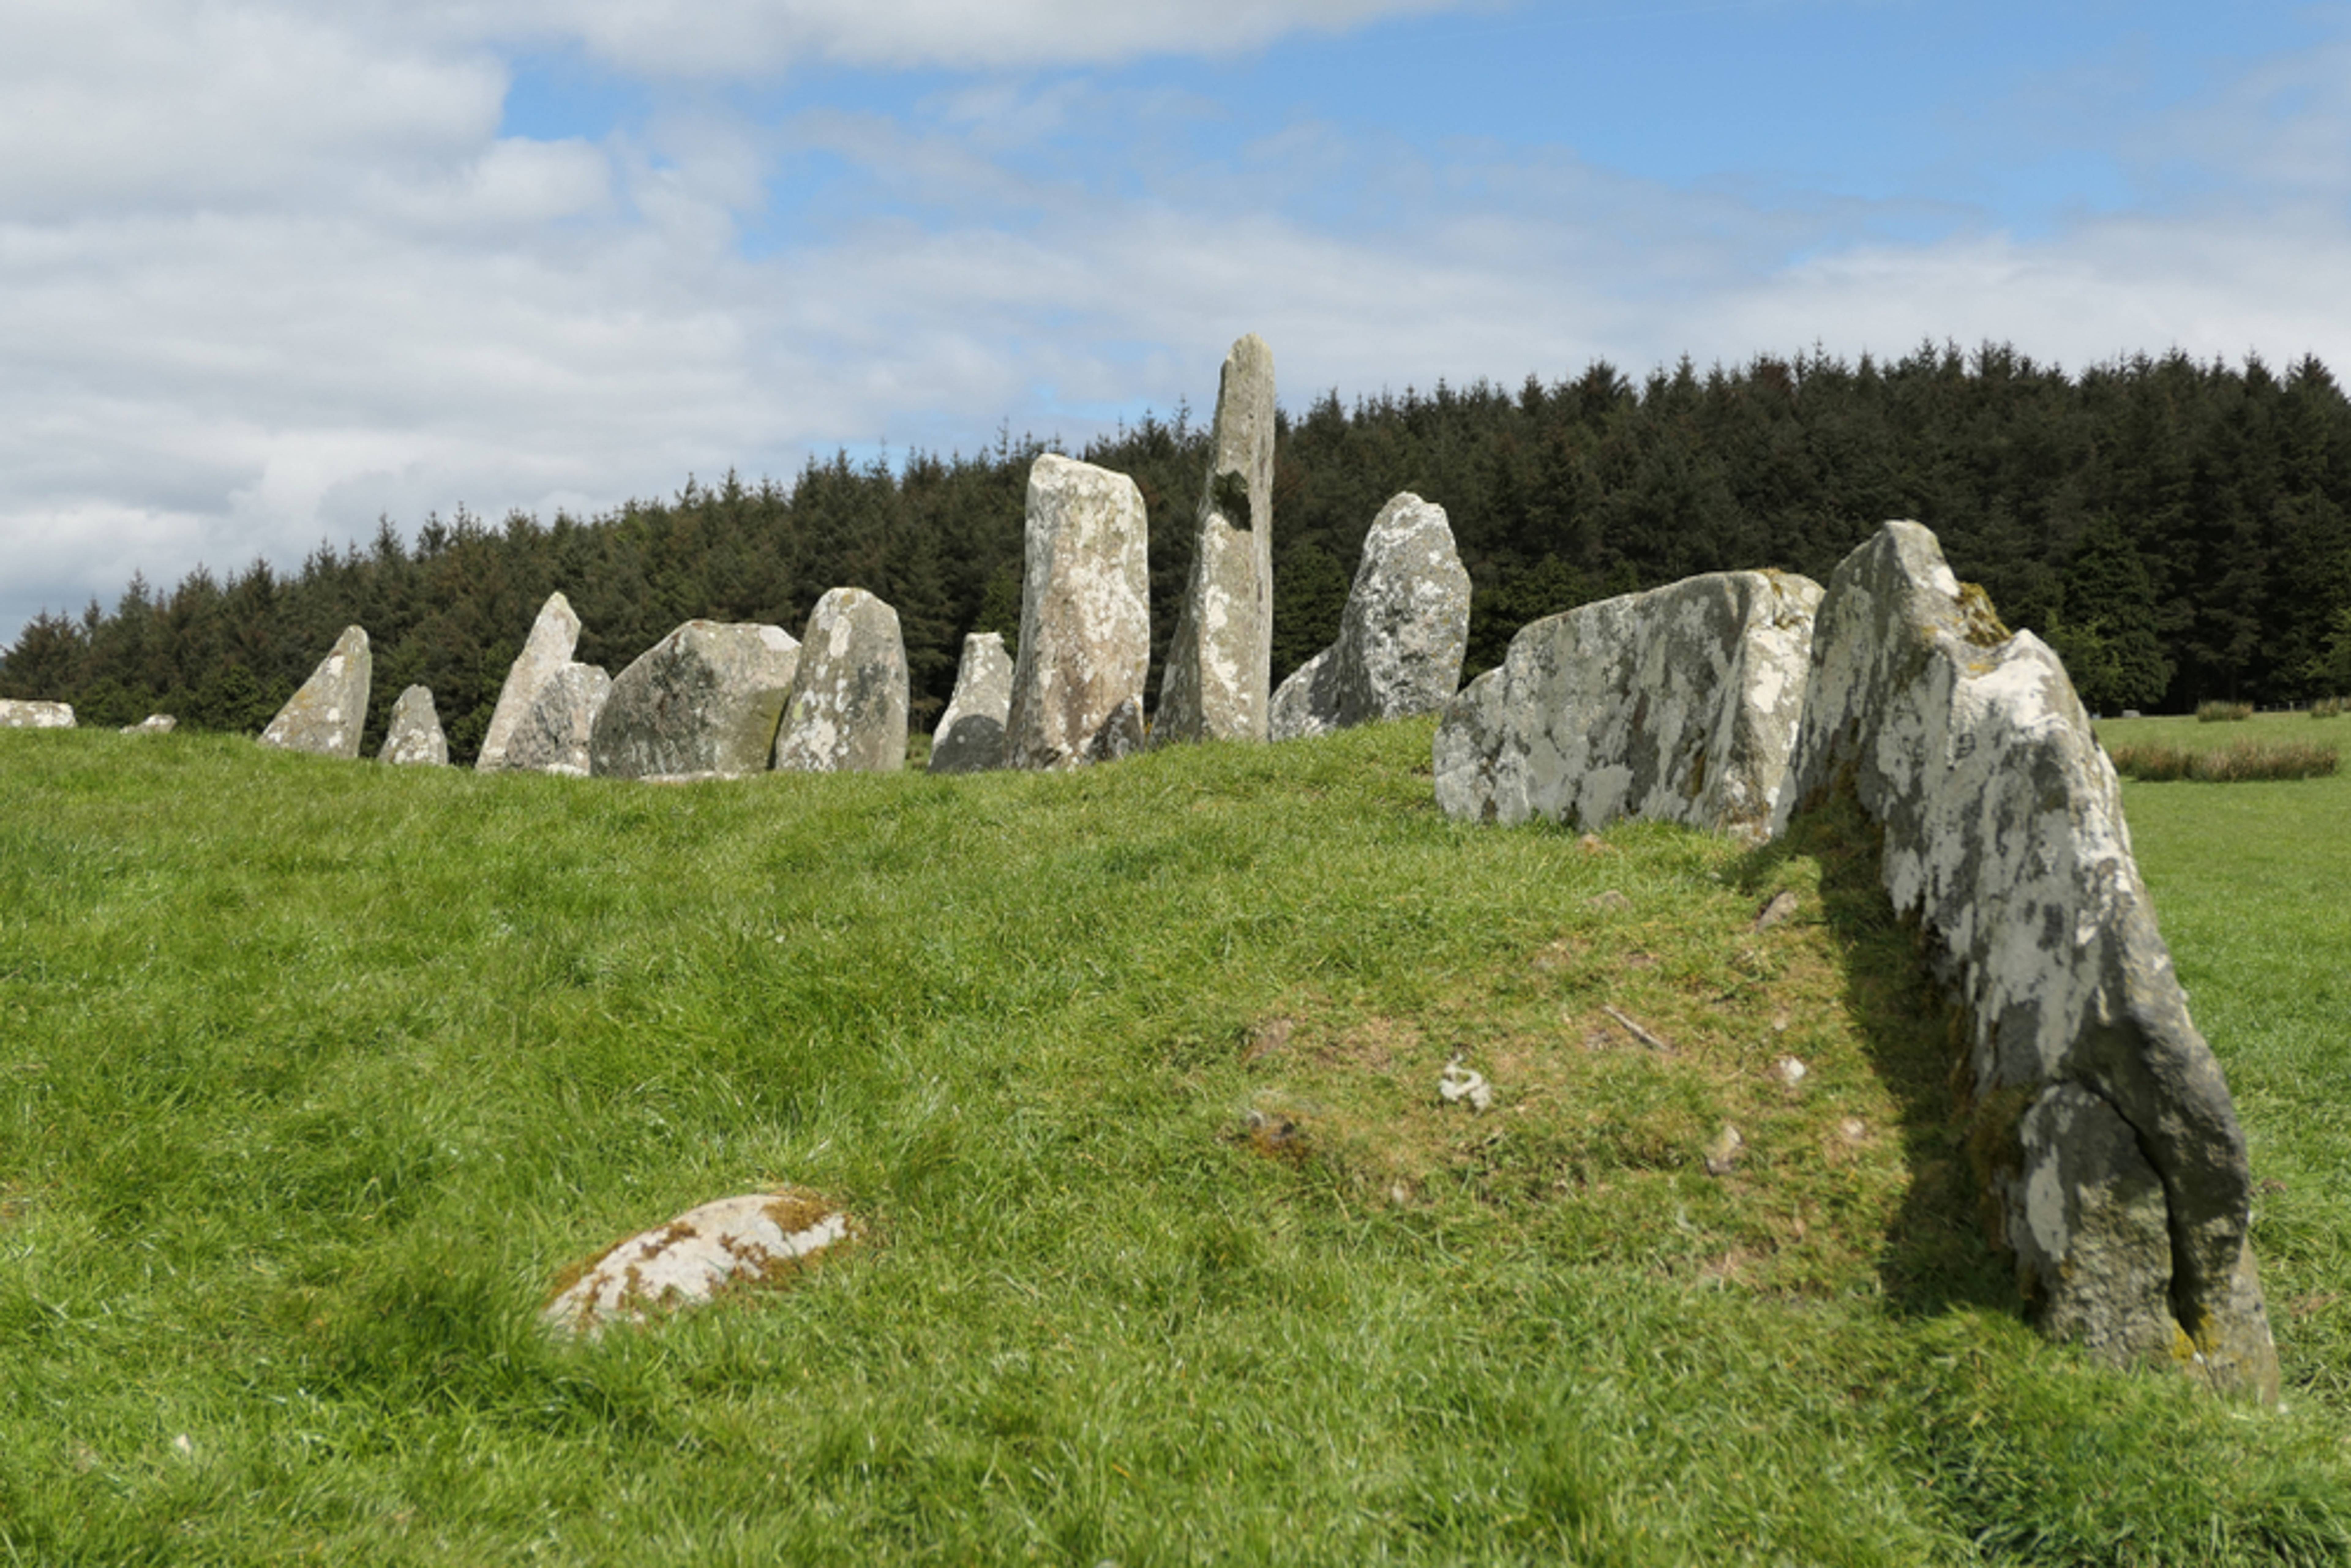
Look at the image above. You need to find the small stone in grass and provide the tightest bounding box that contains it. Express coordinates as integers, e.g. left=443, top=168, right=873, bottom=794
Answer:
left=1438, top=1062, right=1492, bottom=1113
left=1704, top=1124, right=1746, bottom=1177
left=1588, top=889, right=1632, bottom=912
left=1773, top=1056, right=1807, bottom=1087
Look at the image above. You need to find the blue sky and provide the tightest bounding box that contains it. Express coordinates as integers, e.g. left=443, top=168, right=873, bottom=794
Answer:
left=4, top=0, right=2347, bottom=649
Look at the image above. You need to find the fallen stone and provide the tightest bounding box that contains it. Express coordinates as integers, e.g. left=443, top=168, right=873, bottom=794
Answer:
left=1752, top=890, right=1800, bottom=931
left=1773, top=519, right=2276, bottom=1398
left=378, top=685, right=448, bottom=766
left=593, top=620, right=800, bottom=780
left=1005, top=454, right=1150, bottom=769
left=500, top=662, right=611, bottom=777
left=0, top=699, right=74, bottom=728
left=1271, top=492, right=1470, bottom=740
left=927, top=631, right=1013, bottom=775
left=478, top=592, right=581, bottom=772
left=773, top=589, right=908, bottom=774
left=1435, top=570, right=1820, bottom=843
left=1438, top=1063, right=1492, bottom=1113
left=1156, top=333, right=1276, bottom=745
left=541, top=1190, right=859, bottom=1339
left=258, top=626, right=369, bottom=759
left=121, top=714, right=176, bottom=735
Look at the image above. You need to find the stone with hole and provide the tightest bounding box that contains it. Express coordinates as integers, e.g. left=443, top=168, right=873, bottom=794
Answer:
left=1156, top=334, right=1276, bottom=745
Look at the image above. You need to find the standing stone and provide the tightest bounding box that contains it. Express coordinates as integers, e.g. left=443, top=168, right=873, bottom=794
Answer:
left=1270, top=492, right=1471, bottom=740
left=772, top=589, right=908, bottom=774
left=258, top=626, right=370, bottom=760
left=477, top=592, right=582, bottom=772
left=0, top=699, right=75, bottom=729
left=1005, top=455, right=1151, bottom=769
left=1773, top=520, right=2276, bottom=1398
left=1434, top=571, right=1820, bottom=842
left=1154, top=334, right=1276, bottom=745
left=501, top=663, right=611, bottom=778
left=928, top=631, right=1013, bottom=775
left=121, top=714, right=176, bottom=735
left=592, top=621, right=801, bottom=781
left=379, top=685, right=449, bottom=766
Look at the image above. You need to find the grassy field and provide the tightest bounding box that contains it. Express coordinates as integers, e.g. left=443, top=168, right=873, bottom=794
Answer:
left=2, top=718, right=2347, bottom=1565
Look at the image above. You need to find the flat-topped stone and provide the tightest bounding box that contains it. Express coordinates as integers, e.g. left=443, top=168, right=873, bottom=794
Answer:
left=1775, top=519, right=2276, bottom=1398
left=378, top=685, right=448, bottom=766
left=120, top=714, right=176, bottom=735
left=593, top=620, right=800, bottom=780
left=1006, top=454, right=1150, bottom=769
left=259, top=626, right=370, bottom=759
left=1272, top=491, right=1470, bottom=741
left=542, top=1190, right=860, bottom=1339
left=773, top=589, right=908, bottom=774
left=478, top=592, right=581, bottom=772
left=1155, top=334, right=1277, bottom=745
left=928, top=631, right=1013, bottom=774
left=1435, top=570, right=1819, bottom=842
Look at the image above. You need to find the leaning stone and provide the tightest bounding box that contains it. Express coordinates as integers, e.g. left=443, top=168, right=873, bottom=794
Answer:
left=378, top=685, right=449, bottom=766
left=1155, top=334, right=1276, bottom=745
left=1434, top=570, right=1820, bottom=841
left=120, top=714, right=176, bottom=735
left=773, top=589, right=908, bottom=774
left=541, top=1190, right=860, bottom=1340
left=1005, top=454, right=1150, bottom=769
left=1773, top=519, right=2276, bottom=1399
left=1273, top=492, right=1470, bottom=740
left=258, top=626, right=370, bottom=759
left=477, top=592, right=581, bottom=772
left=500, top=663, right=610, bottom=777
left=928, top=631, right=1014, bottom=774
left=592, top=621, right=800, bottom=780
left=0, top=699, right=74, bottom=728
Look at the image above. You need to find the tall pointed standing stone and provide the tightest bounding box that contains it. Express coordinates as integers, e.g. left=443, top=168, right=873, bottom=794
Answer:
left=1005, top=455, right=1151, bottom=770
left=1154, top=334, right=1276, bottom=745
left=477, top=592, right=581, bottom=772
left=258, top=626, right=370, bottom=759
left=772, top=589, right=909, bottom=773
left=928, top=631, right=1013, bottom=775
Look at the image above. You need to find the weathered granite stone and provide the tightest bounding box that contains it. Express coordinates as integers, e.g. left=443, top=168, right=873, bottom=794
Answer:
left=1434, top=571, right=1820, bottom=841
left=500, top=662, right=610, bottom=777
left=121, top=714, right=176, bottom=735
left=0, top=699, right=74, bottom=728
left=1773, top=519, right=2276, bottom=1398
left=1154, top=334, right=1276, bottom=745
left=1005, top=454, right=1150, bottom=769
left=592, top=620, right=800, bottom=780
left=928, top=631, right=1013, bottom=775
left=378, top=685, right=448, bottom=766
left=772, top=589, right=908, bottom=774
left=477, top=592, right=581, bottom=772
left=258, top=626, right=370, bottom=759
left=1271, top=492, right=1470, bottom=740
left=541, top=1190, right=859, bottom=1339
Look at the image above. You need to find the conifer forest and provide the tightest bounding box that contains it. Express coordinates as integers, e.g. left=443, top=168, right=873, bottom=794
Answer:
left=9, top=342, right=2351, bottom=763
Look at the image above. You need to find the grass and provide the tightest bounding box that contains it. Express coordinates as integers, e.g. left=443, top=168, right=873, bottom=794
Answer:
left=2199, top=700, right=2256, bottom=723
left=2107, top=740, right=2339, bottom=782
left=2, top=720, right=2347, bottom=1564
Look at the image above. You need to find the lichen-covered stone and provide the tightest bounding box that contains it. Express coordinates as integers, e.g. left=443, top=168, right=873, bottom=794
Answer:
left=1774, top=519, right=2276, bottom=1398
left=258, top=626, right=370, bottom=759
left=478, top=592, right=581, bottom=772
left=501, top=662, right=610, bottom=777
left=773, top=589, right=908, bottom=774
left=0, top=699, right=74, bottom=728
left=1006, top=454, right=1150, bottom=769
left=928, top=631, right=1013, bottom=775
left=1271, top=492, right=1470, bottom=741
left=593, top=620, right=800, bottom=781
left=541, top=1190, right=859, bottom=1340
left=1155, top=334, right=1275, bottom=745
left=378, top=685, right=448, bottom=766
left=1434, top=571, right=1819, bottom=841
left=120, top=714, right=176, bottom=735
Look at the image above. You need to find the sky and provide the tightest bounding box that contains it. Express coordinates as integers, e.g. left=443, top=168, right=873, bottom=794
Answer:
left=6, top=0, right=2349, bottom=649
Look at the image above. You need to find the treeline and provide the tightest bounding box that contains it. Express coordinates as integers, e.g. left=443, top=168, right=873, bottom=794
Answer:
left=9, top=341, right=2351, bottom=760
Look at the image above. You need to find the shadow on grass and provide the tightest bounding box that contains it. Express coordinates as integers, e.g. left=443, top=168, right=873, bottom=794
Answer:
left=1735, top=791, right=2016, bottom=1321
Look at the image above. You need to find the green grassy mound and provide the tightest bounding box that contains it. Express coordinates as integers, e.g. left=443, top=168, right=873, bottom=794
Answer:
left=2, top=722, right=2347, bottom=1565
